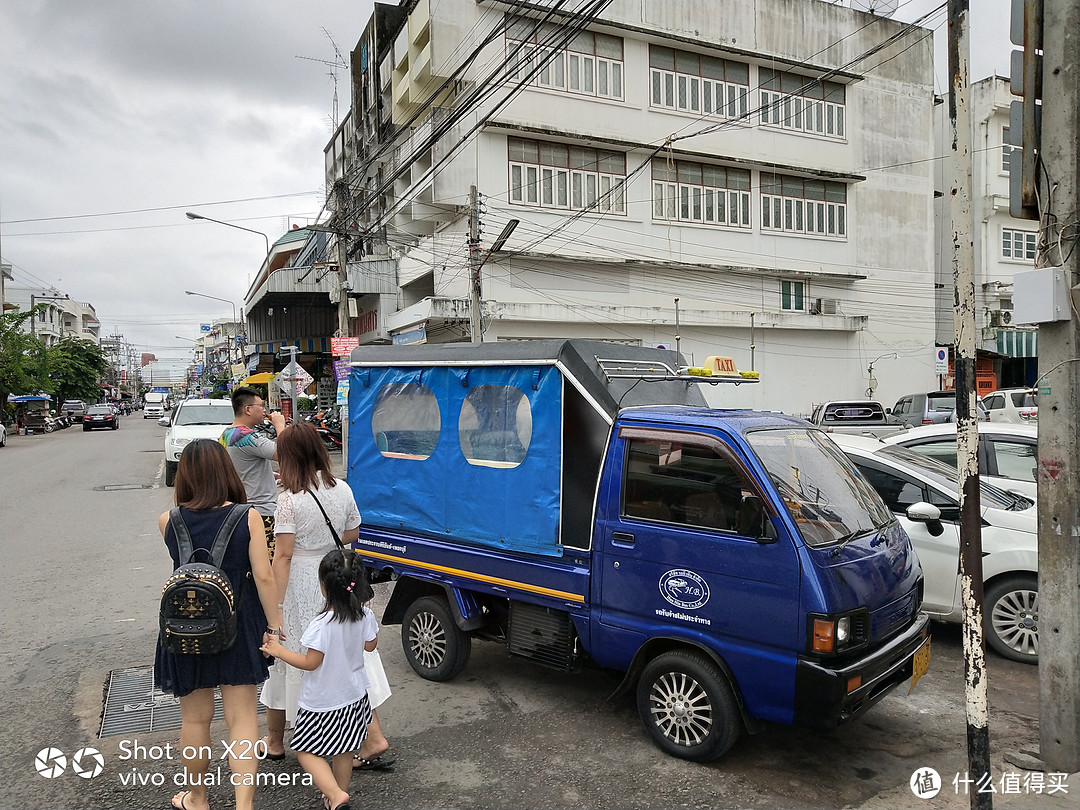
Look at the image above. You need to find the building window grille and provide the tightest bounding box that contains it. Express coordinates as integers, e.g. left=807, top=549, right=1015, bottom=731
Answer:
left=509, top=137, right=625, bottom=214
left=760, top=173, right=847, bottom=238
left=780, top=280, right=805, bottom=312
left=1002, top=228, right=1036, bottom=260
left=652, top=160, right=751, bottom=228
left=1002, top=126, right=1015, bottom=174
left=759, top=68, right=846, bottom=139
left=649, top=45, right=749, bottom=120
left=506, top=17, right=623, bottom=100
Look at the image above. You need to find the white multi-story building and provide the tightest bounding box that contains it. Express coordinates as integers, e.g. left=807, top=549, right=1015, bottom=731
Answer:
left=6, top=285, right=101, bottom=346
left=330, top=0, right=938, bottom=414
left=933, top=75, right=1040, bottom=394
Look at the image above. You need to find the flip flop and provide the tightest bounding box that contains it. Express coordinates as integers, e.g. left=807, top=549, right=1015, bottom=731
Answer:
left=352, top=754, right=395, bottom=770
left=171, top=791, right=206, bottom=810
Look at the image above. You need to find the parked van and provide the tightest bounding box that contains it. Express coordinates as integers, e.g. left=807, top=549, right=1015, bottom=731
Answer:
left=347, top=341, right=930, bottom=762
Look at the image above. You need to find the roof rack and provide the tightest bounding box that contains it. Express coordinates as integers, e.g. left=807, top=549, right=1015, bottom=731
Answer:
left=595, top=355, right=759, bottom=385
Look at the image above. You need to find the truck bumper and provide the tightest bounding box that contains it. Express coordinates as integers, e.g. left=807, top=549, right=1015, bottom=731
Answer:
left=793, top=612, right=930, bottom=729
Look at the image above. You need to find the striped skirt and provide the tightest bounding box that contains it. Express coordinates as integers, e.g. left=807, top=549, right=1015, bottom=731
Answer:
left=290, top=694, right=373, bottom=757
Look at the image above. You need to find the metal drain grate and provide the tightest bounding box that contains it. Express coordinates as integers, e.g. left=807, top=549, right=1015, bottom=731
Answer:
left=100, top=666, right=264, bottom=737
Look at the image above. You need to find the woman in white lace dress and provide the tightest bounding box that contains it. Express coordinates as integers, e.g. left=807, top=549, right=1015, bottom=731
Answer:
left=259, top=423, right=392, bottom=765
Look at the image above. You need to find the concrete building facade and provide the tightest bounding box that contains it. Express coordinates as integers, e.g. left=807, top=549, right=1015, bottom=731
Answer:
left=326, top=0, right=938, bottom=414
left=933, top=75, right=1041, bottom=393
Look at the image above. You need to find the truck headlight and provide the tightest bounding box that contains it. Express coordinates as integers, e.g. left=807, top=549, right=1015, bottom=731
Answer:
left=808, top=609, right=869, bottom=655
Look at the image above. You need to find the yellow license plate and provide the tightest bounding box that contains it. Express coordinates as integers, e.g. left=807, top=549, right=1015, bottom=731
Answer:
left=909, top=637, right=931, bottom=694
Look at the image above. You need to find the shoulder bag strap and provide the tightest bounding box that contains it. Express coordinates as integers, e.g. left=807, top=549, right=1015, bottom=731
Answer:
left=208, top=503, right=251, bottom=568
left=307, top=489, right=345, bottom=552
left=169, top=507, right=196, bottom=565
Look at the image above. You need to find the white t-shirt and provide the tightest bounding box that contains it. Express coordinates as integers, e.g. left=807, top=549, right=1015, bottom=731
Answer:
left=298, top=607, right=379, bottom=712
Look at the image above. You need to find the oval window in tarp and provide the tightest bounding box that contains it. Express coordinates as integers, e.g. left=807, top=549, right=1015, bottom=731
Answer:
left=371, top=382, right=441, bottom=460
left=458, top=385, right=533, bottom=468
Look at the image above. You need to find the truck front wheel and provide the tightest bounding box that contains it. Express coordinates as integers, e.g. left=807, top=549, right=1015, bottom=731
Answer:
left=636, top=650, right=741, bottom=762
left=402, top=596, right=471, bottom=681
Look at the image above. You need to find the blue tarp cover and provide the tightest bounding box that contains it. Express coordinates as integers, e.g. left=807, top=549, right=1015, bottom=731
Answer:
left=348, top=364, right=564, bottom=556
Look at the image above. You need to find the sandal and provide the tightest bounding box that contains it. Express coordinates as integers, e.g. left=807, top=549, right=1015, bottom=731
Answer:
left=352, top=754, right=395, bottom=770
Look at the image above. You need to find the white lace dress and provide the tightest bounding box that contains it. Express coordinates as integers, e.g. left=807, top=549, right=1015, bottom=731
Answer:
left=259, top=479, right=361, bottom=723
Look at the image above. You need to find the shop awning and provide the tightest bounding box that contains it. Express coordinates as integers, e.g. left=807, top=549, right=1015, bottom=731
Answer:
left=997, top=329, right=1038, bottom=358
left=242, top=372, right=276, bottom=385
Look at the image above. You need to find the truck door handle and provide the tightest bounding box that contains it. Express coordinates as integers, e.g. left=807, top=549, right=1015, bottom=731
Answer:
left=611, top=531, right=636, bottom=547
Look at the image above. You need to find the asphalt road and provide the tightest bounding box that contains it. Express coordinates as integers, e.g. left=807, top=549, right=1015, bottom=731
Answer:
left=0, top=414, right=1074, bottom=809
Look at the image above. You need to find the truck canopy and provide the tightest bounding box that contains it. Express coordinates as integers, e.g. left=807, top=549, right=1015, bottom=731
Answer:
left=347, top=340, right=708, bottom=556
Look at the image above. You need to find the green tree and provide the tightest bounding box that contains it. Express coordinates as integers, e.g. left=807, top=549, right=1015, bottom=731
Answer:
left=47, top=336, right=109, bottom=403
left=0, top=308, right=53, bottom=410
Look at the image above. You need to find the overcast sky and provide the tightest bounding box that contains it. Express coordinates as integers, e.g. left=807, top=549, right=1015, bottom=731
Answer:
left=1, top=0, right=1009, bottom=375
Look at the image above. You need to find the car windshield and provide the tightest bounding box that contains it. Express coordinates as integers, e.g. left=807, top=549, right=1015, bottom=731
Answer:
left=927, top=392, right=957, bottom=412
left=746, top=428, right=894, bottom=548
left=87, top=406, right=112, bottom=414
left=875, top=444, right=1017, bottom=509
left=174, top=402, right=235, bottom=426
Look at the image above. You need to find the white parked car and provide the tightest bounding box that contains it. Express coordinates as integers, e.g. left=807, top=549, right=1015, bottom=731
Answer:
left=983, top=388, right=1038, bottom=423
left=0, top=421, right=7, bottom=447
left=880, top=422, right=1038, bottom=500
left=161, top=398, right=236, bottom=487
left=829, top=434, right=1038, bottom=664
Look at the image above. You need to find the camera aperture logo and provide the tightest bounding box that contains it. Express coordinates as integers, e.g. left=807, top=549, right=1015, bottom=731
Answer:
left=35, top=747, right=103, bottom=779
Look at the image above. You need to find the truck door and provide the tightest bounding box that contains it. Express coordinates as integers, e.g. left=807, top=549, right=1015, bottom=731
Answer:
left=593, top=427, right=801, bottom=720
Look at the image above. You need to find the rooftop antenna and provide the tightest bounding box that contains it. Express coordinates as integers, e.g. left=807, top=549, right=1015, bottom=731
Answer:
left=297, top=27, right=349, bottom=131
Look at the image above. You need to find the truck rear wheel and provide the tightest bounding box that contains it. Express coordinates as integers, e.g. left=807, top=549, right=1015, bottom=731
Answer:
left=636, top=650, right=741, bottom=762
left=402, top=596, right=471, bottom=681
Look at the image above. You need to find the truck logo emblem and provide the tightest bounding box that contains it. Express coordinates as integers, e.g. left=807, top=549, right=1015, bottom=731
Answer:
left=659, top=569, right=710, bottom=610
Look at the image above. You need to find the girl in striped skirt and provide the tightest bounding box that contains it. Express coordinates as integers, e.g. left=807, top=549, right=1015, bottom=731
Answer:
left=261, top=550, right=378, bottom=810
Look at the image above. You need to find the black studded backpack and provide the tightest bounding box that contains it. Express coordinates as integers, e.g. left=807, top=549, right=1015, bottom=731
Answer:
left=159, top=504, right=249, bottom=655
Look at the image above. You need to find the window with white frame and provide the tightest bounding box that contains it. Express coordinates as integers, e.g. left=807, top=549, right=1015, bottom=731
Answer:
left=780, top=280, right=805, bottom=312
left=649, top=46, right=749, bottom=120
left=506, top=16, right=623, bottom=100
left=1002, top=126, right=1015, bottom=173
left=761, top=173, right=847, bottom=238
left=508, top=137, right=626, bottom=214
left=652, top=160, right=751, bottom=227
left=759, top=68, right=846, bottom=138
left=1002, top=228, right=1036, bottom=261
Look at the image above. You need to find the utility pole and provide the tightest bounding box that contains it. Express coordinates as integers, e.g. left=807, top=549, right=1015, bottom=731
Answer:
left=1036, top=0, right=1080, bottom=774
left=948, top=3, right=992, bottom=809
left=468, top=185, right=482, bottom=343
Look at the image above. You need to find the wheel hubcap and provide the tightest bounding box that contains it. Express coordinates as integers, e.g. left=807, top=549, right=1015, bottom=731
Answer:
left=991, top=588, right=1039, bottom=655
left=648, top=671, right=713, bottom=747
left=408, top=612, right=447, bottom=669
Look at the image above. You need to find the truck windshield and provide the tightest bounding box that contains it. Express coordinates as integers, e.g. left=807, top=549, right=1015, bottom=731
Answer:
left=746, top=428, right=894, bottom=547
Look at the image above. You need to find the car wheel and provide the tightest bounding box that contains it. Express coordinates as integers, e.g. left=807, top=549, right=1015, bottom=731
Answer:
left=636, top=650, right=742, bottom=762
left=401, top=596, right=471, bottom=682
left=112, top=422, right=118, bottom=430
left=83, top=426, right=90, bottom=431
left=164, top=460, right=177, bottom=487
left=985, top=574, right=1038, bottom=664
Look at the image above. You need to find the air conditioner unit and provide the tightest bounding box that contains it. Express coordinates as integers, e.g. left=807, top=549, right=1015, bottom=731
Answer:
left=813, top=298, right=840, bottom=315
left=989, top=309, right=1014, bottom=327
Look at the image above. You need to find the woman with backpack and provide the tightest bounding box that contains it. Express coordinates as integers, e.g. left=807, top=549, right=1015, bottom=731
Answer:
left=155, top=439, right=283, bottom=810
left=259, top=422, right=394, bottom=769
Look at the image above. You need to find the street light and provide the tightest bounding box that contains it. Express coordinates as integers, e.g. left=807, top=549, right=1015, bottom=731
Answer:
left=186, top=291, right=239, bottom=374
left=185, top=212, right=270, bottom=256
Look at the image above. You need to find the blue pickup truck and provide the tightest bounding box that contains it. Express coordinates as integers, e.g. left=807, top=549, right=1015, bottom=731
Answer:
left=346, top=340, right=929, bottom=761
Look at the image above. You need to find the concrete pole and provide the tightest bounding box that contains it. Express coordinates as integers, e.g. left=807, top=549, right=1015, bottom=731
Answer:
left=337, top=234, right=350, bottom=338
left=468, top=185, right=482, bottom=343
left=1037, top=0, right=1080, bottom=773
left=948, top=3, right=992, bottom=807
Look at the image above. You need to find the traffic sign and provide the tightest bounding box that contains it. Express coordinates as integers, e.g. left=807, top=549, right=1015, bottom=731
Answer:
left=934, top=348, right=949, bottom=375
